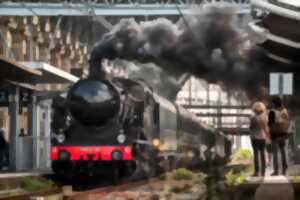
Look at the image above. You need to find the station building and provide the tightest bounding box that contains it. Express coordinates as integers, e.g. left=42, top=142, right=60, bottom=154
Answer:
left=0, top=56, right=79, bottom=172
left=0, top=15, right=86, bottom=172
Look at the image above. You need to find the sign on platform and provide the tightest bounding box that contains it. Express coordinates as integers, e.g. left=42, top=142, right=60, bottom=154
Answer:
left=269, top=73, right=293, bottom=95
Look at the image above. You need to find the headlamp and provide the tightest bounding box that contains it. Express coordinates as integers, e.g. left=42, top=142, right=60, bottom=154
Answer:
left=56, top=134, right=65, bottom=143
left=117, top=134, right=126, bottom=144
left=152, top=138, right=160, bottom=147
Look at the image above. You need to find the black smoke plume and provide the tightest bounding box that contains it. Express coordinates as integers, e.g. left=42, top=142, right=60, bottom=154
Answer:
left=89, top=3, right=283, bottom=101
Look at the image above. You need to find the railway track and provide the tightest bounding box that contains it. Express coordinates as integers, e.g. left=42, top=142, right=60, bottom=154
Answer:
left=0, top=179, right=150, bottom=200
left=64, top=179, right=149, bottom=200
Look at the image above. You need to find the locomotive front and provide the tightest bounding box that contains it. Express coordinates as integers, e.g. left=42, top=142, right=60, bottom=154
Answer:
left=68, top=79, right=120, bottom=127
left=50, top=78, right=134, bottom=179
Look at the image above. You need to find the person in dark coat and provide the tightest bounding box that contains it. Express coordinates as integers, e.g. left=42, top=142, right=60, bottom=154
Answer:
left=269, top=96, right=290, bottom=175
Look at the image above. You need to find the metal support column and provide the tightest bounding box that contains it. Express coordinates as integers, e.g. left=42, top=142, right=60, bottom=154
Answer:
left=28, top=95, right=38, bottom=169
left=206, top=83, right=210, bottom=105
left=217, top=89, right=222, bottom=129
left=8, top=86, right=20, bottom=171
left=188, top=78, right=192, bottom=105
left=38, top=100, right=52, bottom=169
left=44, top=102, right=51, bottom=169
left=28, top=17, right=34, bottom=61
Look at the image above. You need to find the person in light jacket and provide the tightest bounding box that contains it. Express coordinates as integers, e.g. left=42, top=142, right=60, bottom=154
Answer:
left=250, top=102, right=270, bottom=177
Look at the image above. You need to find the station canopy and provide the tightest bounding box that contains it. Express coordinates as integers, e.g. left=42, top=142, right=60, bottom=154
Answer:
left=0, top=55, right=42, bottom=84
left=0, top=57, right=79, bottom=107
left=0, top=56, right=79, bottom=85
left=20, top=62, right=79, bottom=84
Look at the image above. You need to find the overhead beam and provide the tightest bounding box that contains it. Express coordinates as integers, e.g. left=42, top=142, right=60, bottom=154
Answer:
left=4, top=80, right=38, bottom=91
left=220, top=122, right=249, bottom=126
left=248, top=21, right=300, bottom=49
left=0, top=3, right=251, bottom=16
left=218, top=127, right=250, bottom=135
left=93, top=16, right=113, bottom=30
left=251, top=0, right=300, bottom=21
left=182, top=104, right=250, bottom=109
left=196, top=113, right=250, bottom=117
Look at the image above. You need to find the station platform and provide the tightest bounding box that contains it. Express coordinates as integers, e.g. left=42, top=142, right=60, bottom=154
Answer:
left=0, top=171, right=52, bottom=179
left=233, top=165, right=300, bottom=200
left=0, top=170, right=54, bottom=199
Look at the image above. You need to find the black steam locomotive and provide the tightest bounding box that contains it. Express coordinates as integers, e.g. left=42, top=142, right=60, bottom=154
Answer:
left=50, top=75, right=227, bottom=181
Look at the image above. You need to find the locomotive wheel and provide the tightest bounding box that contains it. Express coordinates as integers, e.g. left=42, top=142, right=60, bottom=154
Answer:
left=144, top=159, right=157, bottom=178
left=139, top=147, right=158, bottom=178
left=131, top=134, right=159, bottom=179
left=127, top=158, right=155, bottom=180
left=127, top=159, right=143, bottom=181
left=147, top=148, right=159, bottom=177
left=126, top=161, right=137, bottom=177
left=168, top=156, right=177, bottom=171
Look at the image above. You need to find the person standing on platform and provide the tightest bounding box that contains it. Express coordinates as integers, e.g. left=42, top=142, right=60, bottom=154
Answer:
left=250, top=102, right=269, bottom=177
left=269, top=96, right=290, bottom=176
left=0, top=128, right=8, bottom=170
left=19, top=128, right=26, bottom=137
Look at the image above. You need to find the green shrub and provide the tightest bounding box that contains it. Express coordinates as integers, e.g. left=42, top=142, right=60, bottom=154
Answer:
left=21, top=177, right=55, bottom=192
left=232, top=149, right=252, bottom=162
left=235, top=172, right=247, bottom=185
left=174, top=168, right=194, bottom=181
left=225, top=170, right=247, bottom=187
left=225, top=170, right=235, bottom=186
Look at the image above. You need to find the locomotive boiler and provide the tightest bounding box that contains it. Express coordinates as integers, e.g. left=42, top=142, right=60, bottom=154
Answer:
left=50, top=75, right=227, bottom=182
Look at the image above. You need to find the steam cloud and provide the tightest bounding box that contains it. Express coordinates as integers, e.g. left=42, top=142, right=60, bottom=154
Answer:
left=89, top=3, right=281, bottom=101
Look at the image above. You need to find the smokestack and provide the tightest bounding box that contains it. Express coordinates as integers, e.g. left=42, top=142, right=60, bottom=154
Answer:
left=89, top=34, right=117, bottom=79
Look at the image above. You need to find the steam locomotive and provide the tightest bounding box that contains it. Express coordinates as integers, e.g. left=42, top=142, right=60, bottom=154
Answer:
left=50, top=75, right=227, bottom=181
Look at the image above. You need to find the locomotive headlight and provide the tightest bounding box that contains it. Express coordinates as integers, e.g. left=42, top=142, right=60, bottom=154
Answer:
left=117, top=134, right=126, bottom=144
left=152, top=138, right=160, bottom=147
left=56, top=134, right=65, bottom=143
